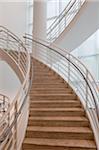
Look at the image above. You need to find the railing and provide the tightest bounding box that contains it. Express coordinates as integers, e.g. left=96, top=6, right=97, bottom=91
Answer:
left=0, top=26, right=29, bottom=80
left=24, top=35, right=99, bottom=149
left=0, top=94, right=9, bottom=117
left=0, top=26, right=31, bottom=150
left=47, top=0, right=86, bottom=42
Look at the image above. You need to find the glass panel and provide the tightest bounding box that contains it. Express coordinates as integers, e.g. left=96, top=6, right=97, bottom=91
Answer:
left=26, top=0, right=33, bottom=34
left=72, top=29, right=99, bottom=81
left=47, top=0, right=71, bottom=29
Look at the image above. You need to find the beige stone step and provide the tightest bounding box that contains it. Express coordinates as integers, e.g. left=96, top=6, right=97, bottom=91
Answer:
left=32, top=83, right=68, bottom=88
left=30, top=100, right=81, bottom=108
left=33, top=69, right=54, bottom=74
left=28, top=116, right=89, bottom=127
left=31, top=94, right=77, bottom=100
left=26, top=126, right=93, bottom=140
left=33, top=74, right=55, bottom=77
left=31, top=88, right=72, bottom=94
left=33, top=71, right=56, bottom=75
left=31, top=91, right=72, bottom=94
left=31, top=87, right=71, bottom=90
left=33, top=80, right=63, bottom=84
left=29, top=107, right=85, bottom=117
left=22, top=138, right=96, bottom=150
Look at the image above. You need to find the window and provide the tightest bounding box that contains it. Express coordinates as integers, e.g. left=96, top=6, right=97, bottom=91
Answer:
left=47, top=0, right=70, bottom=29
left=26, top=0, right=33, bottom=34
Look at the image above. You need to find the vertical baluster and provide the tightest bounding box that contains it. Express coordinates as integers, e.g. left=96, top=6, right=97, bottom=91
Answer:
left=86, top=70, right=88, bottom=109
left=6, top=33, right=9, bottom=52
left=79, top=0, right=82, bottom=9
left=3, top=95, right=5, bottom=113
left=14, top=101, right=18, bottom=150
left=50, top=27, right=52, bottom=43
left=18, top=43, right=20, bottom=67
left=68, top=54, right=70, bottom=84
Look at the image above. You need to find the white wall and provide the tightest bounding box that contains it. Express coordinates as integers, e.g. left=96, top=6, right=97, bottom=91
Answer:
left=0, top=61, right=21, bottom=100
left=53, top=1, right=99, bottom=52
left=0, top=2, right=27, bottom=99
left=0, top=2, right=27, bottom=38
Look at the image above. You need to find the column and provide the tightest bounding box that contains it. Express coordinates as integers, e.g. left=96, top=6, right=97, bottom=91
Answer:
left=33, top=0, right=47, bottom=40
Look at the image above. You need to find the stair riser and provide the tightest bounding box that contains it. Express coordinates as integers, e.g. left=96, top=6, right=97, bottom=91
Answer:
left=30, top=91, right=72, bottom=94
left=31, top=95, right=76, bottom=100
left=22, top=144, right=96, bottom=150
left=31, top=87, right=71, bottom=91
left=29, top=103, right=81, bottom=108
left=29, top=110, right=85, bottom=117
left=33, top=76, right=60, bottom=79
left=34, top=72, right=52, bottom=75
left=32, top=83, right=68, bottom=87
left=26, top=131, right=93, bottom=140
left=34, top=70, right=59, bottom=74
left=34, top=77, right=63, bottom=80
left=28, top=120, right=89, bottom=127
left=34, top=76, right=58, bottom=79
left=30, top=88, right=72, bottom=91
left=33, top=79, right=62, bottom=84
left=33, top=73, right=54, bottom=76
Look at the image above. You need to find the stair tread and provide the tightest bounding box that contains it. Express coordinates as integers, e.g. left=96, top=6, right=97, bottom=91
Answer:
left=29, top=116, right=88, bottom=121
left=29, top=107, right=82, bottom=111
left=30, top=100, right=79, bottom=103
left=23, top=138, right=96, bottom=148
left=32, top=93, right=76, bottom=96
left=27, top=126, right=92, bottom=133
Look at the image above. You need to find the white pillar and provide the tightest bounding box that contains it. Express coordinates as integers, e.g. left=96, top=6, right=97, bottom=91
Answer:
left=32, top=0, right=47, bottom=62
left=33, top=0, right=47, bottom=40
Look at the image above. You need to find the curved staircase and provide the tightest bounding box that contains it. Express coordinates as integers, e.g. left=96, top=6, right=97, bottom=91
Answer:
left=22, top=59, right=96, bottom=150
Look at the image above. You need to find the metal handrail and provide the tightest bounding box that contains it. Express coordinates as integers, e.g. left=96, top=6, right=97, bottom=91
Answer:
left=47, top=0, right=86, bottom=42
left=0, top=58, right=33, bottom=144
left=0, top=26, right=31, bottom=149
left=24, top=35, right=99, bottom=149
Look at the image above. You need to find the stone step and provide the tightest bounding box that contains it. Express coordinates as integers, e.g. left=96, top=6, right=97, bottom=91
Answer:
left=26, top=126, right=93, bottom=140
left=28, top=116, right=89, bottom=127
left=30, top=89, right=72, bottom=95
left=31, top=87, right=71, bottom=90
left=33, top=79, right=63, bottom=84
left=31, top=94, right=77, bottom=100
left=30, top=88, right=72, bottom=94
left=33, top=69, right=54, bottom=74
left=23, top=138, right=96, bottom=150
left=30, top=100, right=81, bottom=108
left=32, top=83, right=68, bottom=88
left=29, top=107, right=84, bottom=117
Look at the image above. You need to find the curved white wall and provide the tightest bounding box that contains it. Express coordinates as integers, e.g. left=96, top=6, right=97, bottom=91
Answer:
left=0, top=61, right=21, bottom=100
left=53, top=1, right=99, bottom=52
left=0, top=2, right=27, bottom=38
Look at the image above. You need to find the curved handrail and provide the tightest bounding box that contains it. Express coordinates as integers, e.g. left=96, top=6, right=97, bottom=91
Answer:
left=24, top=35, right=99, bottom=148
left=0, top=26, right=31, bottom=149
left=0, top=59, right=33, bottom=144
left=0, top=26, right=29, bottom=79
left=47, top=0, right=86, bottom=42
